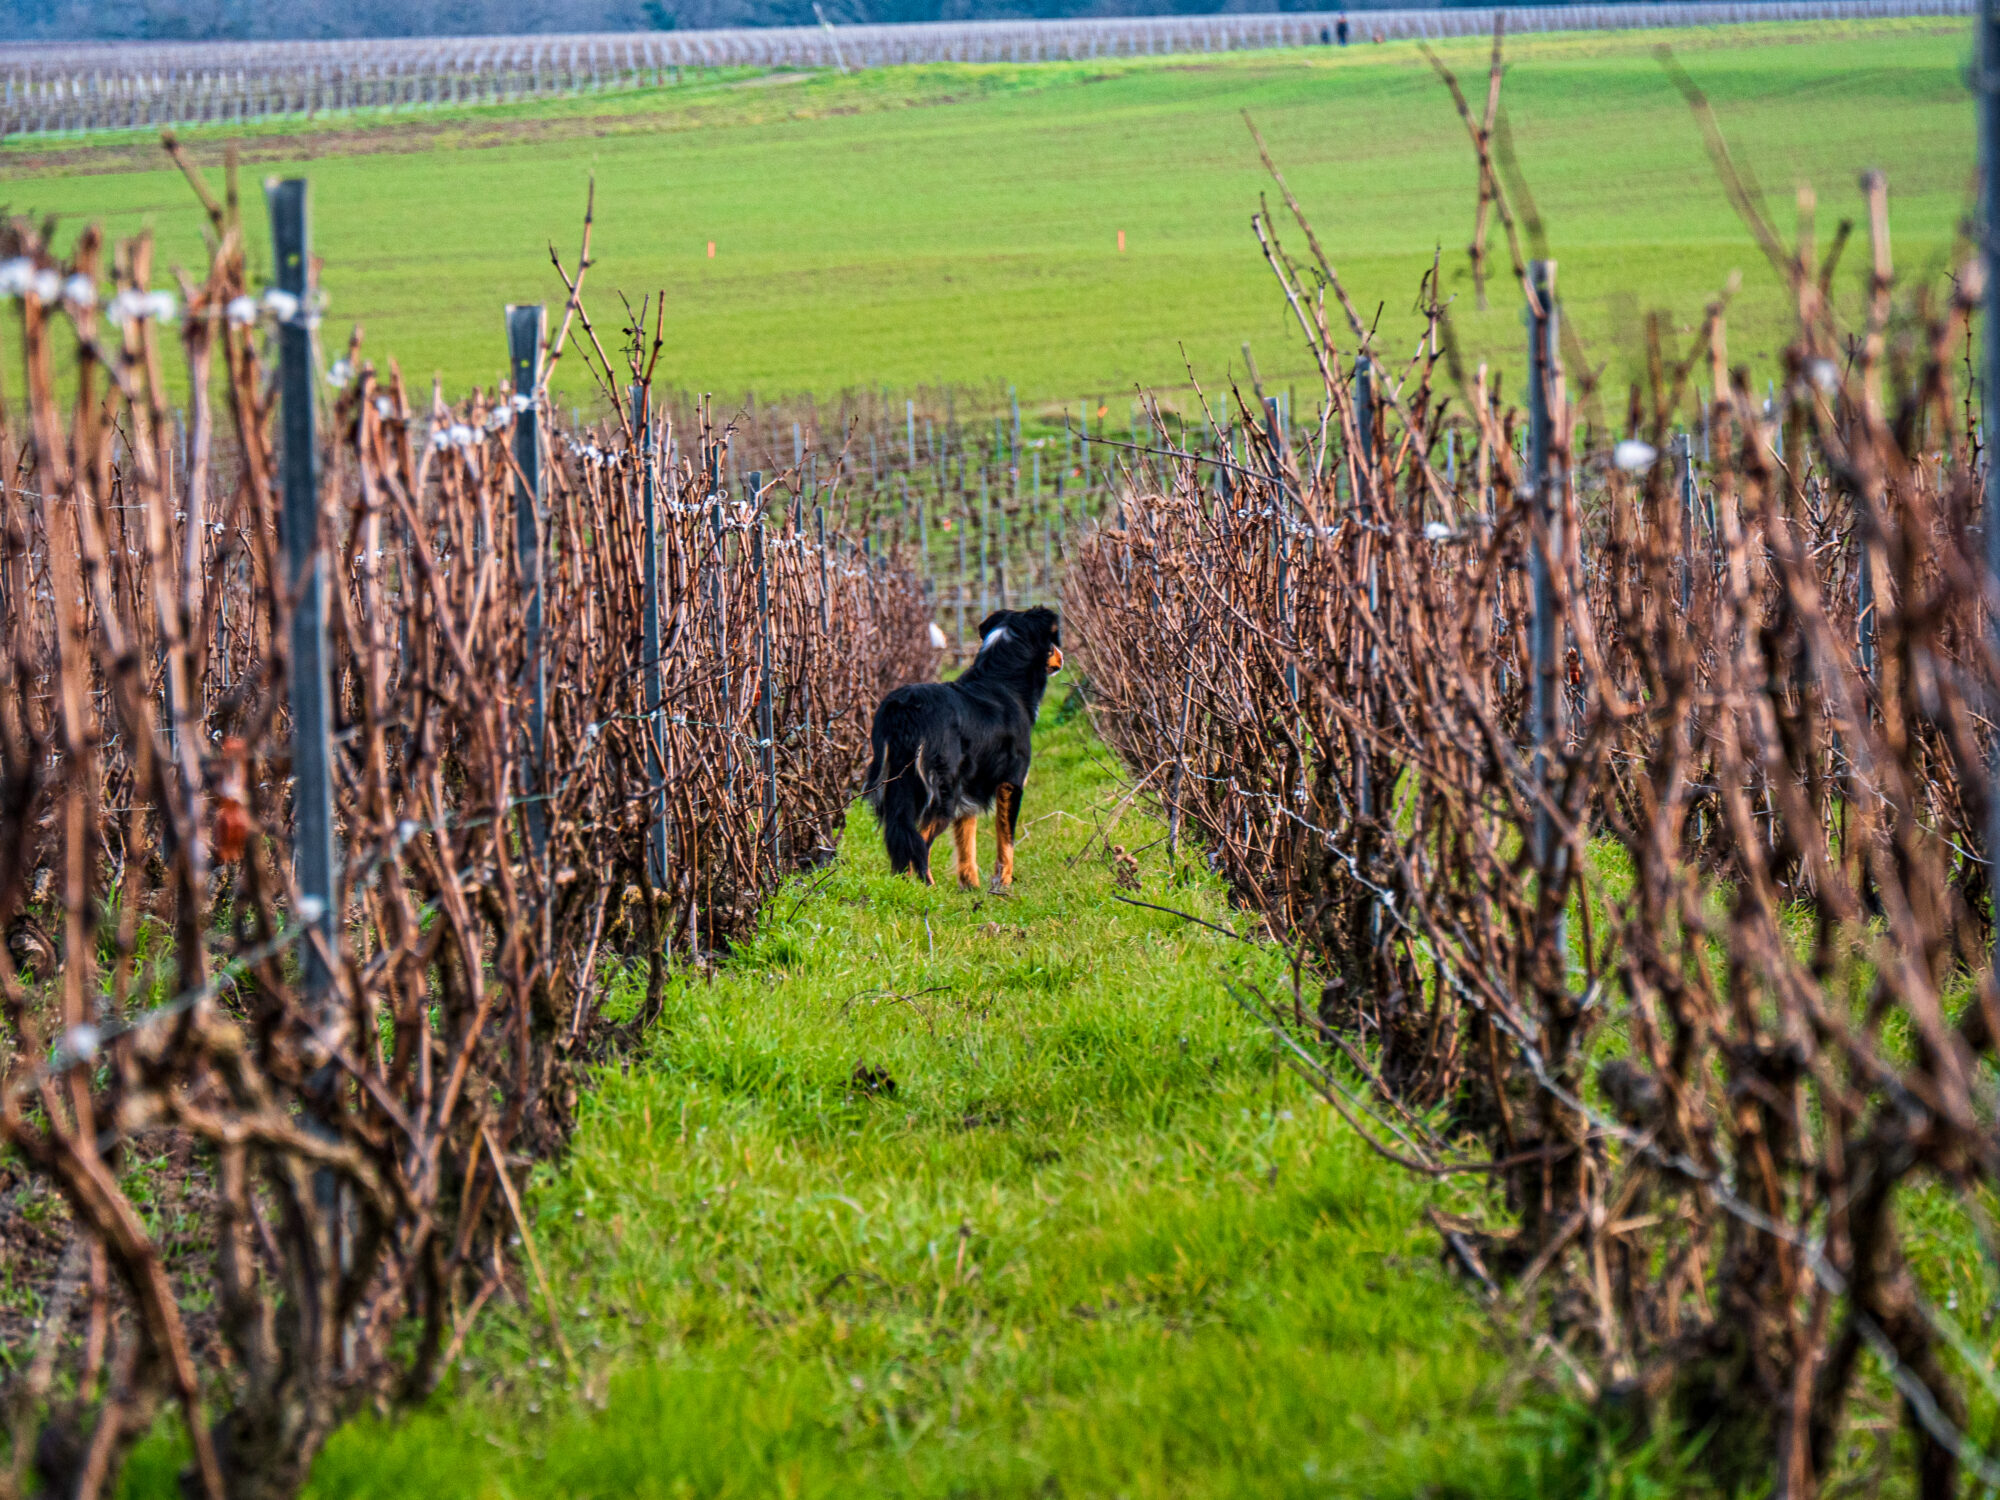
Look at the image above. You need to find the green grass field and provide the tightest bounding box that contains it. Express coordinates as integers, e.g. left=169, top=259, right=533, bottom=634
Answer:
left=108, top=707, right=1688, bottom=1500
left=4, top=18, right=1975, bottom=414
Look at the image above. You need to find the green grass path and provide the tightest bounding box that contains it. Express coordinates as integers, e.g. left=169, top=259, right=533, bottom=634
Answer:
left=287, top=708, right=1649, bottom=1499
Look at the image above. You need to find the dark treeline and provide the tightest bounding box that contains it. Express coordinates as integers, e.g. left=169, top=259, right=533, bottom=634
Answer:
left=9, top=0, right=1578, bottom=45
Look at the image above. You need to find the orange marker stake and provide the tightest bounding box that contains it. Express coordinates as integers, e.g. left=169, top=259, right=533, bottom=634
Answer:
left=1117, top=229, right=1126, bottom=253
left=708, top=241, right=716, bottom=258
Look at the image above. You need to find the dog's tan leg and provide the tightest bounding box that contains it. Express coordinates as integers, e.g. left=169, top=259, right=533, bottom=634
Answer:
left=918, top=819, right=943, bottom=886
left=991, top=784, right=1017, bottom=891
left=952, top=815, right=980, bottom=890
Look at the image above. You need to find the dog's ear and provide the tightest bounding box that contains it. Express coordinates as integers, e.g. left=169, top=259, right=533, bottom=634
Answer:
left=976, top=611, right=1008, bottom=639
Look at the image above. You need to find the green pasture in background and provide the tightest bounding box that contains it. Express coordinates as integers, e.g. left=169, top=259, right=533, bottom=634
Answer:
left=3, top=18, right=1974, bottom=416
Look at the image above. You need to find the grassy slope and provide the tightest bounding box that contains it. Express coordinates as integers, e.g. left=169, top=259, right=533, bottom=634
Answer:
left=5, top=20, right=1973, bottom=410
left=203, top=706, right=1679, bottom=1500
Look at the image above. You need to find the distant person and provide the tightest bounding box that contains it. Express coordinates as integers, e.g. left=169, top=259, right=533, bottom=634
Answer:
left=1320, top=25, right=1330, bottom=43
left=1335, top=15, right=1349, bottom=45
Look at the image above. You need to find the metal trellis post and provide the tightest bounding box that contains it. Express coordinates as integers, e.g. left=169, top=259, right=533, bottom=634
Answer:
left=1681, top=431, right=1697, bottom=617
left=1527, top=260, right=1564, bottom=888
left=269, top=177, right=336, bottom=1003
left=1983, top=0, right=2000, bottom=930
left=753, top=478, right=777, bottom=871
left=816, top=503, right=830, bottom=633
left=636, top=382, right=668, bottom=887
left=712, top=484, right=734, bottom=791
left=509, top=303, right=548, bottom=861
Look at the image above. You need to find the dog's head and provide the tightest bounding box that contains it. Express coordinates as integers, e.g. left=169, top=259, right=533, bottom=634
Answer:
left=976, top=606, right=1062, bottom=675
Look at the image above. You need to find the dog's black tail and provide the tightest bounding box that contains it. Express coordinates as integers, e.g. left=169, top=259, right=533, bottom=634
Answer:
left=865, top=701, right=933, bottom=876
left=862, top=727, right=888, bottom=809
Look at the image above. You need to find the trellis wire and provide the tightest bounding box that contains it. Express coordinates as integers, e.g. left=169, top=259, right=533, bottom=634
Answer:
left=0, top=0, right=1970, bottom=137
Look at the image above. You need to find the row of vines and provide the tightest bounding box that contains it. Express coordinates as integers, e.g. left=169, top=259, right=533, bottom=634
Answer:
left=0, top=155, right=935, bottom=1497
left=1068, top=38, right=2000, bottom=1499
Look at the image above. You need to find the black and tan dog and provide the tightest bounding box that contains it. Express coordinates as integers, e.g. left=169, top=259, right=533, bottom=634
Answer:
left=863, top=607, right=1063, bottom=890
